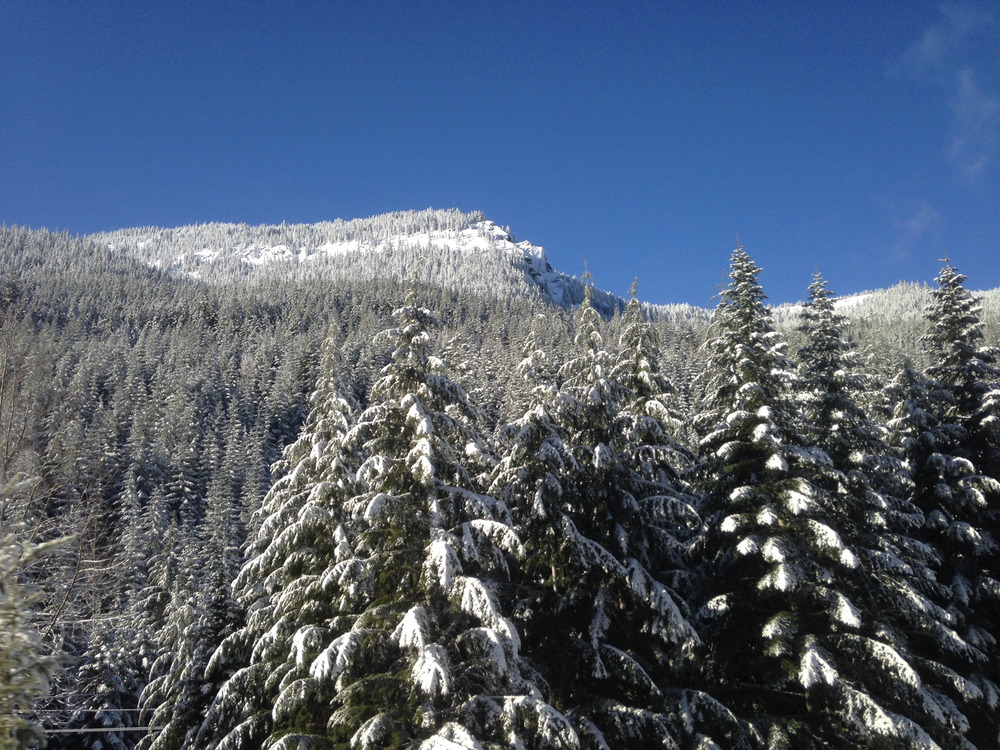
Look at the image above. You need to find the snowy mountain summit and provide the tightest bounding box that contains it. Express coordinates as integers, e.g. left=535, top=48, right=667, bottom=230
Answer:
left=91, top=208, right=583, bottom=306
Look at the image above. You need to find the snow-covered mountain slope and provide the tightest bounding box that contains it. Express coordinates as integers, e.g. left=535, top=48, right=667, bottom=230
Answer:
left=88, top=208, right=1000, bottom=328
left=772, top=292, right=878, bottom=322
left=88, top=208, right=599, bottom=309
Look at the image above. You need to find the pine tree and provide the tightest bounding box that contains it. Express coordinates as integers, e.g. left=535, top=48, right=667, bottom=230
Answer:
left=694, top=248, right=956, bottom=748
left=798, top=275, right=981, bottom=748
left=0, top=476, right=66, bottom=749
left=501, top=313, right=554, bottom=423
left=72, top=614, right=143, bottom=750
left=491, top=276, right=725, bottom=748
left=611, top=279, right=692, bottom=499
left=196, top=358, right=360, bottom=749
left=68, top=452, right=157, bottom=750
left=202, top=292, right=569, bottom=749
left=138, top=467, right=245, bottom=750
left=888, top=262, right=1000, bottom=746
left=794, top=273, right=920, bottom=549
left=924, top=262, right=1000, bottom=480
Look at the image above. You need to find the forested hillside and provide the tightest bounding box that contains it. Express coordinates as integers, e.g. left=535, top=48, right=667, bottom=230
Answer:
left=2, top=209, right=998, bottom=748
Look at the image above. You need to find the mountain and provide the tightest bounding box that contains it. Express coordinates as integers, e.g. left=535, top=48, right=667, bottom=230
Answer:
left=86, top=208, right=609, bottom=309
left=6, top=214, right=1000, bottom=747
left=90, top=208, right=1000, bottom=333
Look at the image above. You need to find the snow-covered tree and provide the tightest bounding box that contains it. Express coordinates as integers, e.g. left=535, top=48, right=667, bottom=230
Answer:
left=612, top=278, right=692, bottom=496
left=196, top=354, right=361, bottom=749
left=490, top=276, right=725, bottom=748
left=138, top=460, right=245, bottom=750
left=69, top=455, right=158, bottom=750
left=502, top=313, right=555, bottom=422
left=797, top=274, right=984, bottom=748
left=694, top=248, right=964, bottom=748
left=924, top=262, right=1000, bottom=479
left=202, top=291, right=569, bottom=749
left=72, top=614, right=143, bottom=750
left=887, top=262, right=1000, bottom=745
left=794, top=273, right=921, bottom=554
left=1, top=476, right=65, bottom=749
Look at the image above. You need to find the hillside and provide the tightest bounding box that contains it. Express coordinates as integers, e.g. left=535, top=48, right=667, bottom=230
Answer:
left=86, top=208, right=616, bottom=311
left=3, top=211, right=1000, bottom=748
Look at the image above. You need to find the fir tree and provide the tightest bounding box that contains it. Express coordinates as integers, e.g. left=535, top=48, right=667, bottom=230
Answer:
left=695, top=248, right=959, bottom=748
left=202, top=293, right=568, bottom=749
left=888, top=261, right=1000, bottom=745
left=491, top=276, right=725, bottom=748
left=0, top=476, right=66, bottom=749
left=72, top=614, right=143, bottom=750
left=924, top=262, right=1000, bottom=480
left=197, top=358, right=360, bottom=749
left=798, top=274, right=982, bottom=748
left=138, top=468, right=245, bottom=750
left=611, top=279, right=693, bottom=500
left=69, top=455, right=158, bottom=750
left=794, top=273, right=919, bottom=549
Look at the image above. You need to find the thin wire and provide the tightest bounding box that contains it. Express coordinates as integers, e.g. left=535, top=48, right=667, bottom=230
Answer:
left=43, top=727, right=162, bottom=734
left=34, top=708, right=145, bottom=713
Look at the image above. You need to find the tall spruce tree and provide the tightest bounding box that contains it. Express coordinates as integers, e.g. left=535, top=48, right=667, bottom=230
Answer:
left=612, top=281, right=690, bottom=482
left=201, top=292, right=571, bottom=749
left=924, top=262, right=1000, bottom=481
left=794, top=273, right=920, bottom=547
left=72, top=614, right=142, bottom=750
left=69, top=456, right=157, bottom=750
left=694, top=248, right=960, bottom=748
left=889, top=262, right=1000, bottom=746
left=197, top=355, right=360, bottom=749
left=490, top=276, right=729, bottom=748
left=137, top=467, right=245, bottom=750
left=798, top=274, right=982, bottom=748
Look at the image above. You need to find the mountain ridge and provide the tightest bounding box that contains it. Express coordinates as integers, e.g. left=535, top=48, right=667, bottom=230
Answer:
left=80, top=207, right=1000, bottom=328
left=87, top=208, right=598, bottom=309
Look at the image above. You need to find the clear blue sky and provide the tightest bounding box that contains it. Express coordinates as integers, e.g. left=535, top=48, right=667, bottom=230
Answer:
left=2, top=1, right=998, bottom=305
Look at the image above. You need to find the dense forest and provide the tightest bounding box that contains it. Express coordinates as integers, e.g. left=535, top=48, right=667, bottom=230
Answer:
left=2, top=209, right=998, bottom=749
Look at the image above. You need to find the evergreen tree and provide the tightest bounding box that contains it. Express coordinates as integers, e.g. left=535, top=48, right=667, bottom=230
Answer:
left=889, top=262, right=1000, bottom=745
left=795, top=273, right=921, bottom=552
left=695, top=248, right=957, bottom=748
left=138, top=468, right=245, bottom=750
left=611, top=279, right=692, bottom=494
left=72, top=613, right=142, bottom=750
left=0, top=476, right=65, bottom=749
left=197, top=354, right=360, bottom=749
left=500, top=312, right=555, bottom=423
left=798, top=274, right=983, bottom=748
left=67, top=452, right=156, bottom=750
left=491, top=277, right=724, bottom=748
left=924, top=262, right=1000, bottom=480
left=796, top=275, right=864, bottom=454
left=202, top=293, right=570, bottom=749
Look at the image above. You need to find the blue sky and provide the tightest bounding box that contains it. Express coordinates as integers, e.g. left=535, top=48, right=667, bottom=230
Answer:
left=2, top=2, right=998, bottom=306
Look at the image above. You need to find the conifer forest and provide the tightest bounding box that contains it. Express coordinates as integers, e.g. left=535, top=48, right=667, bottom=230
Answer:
left=2, top=209, right=999, bottom=749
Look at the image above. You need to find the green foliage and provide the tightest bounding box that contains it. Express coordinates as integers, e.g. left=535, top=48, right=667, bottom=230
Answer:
left=694, top=249, right=984, bottom=748
left=0, top=477, right=68, bottom=749
left=4, top=219, right=1000, bottom=748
